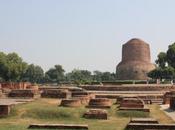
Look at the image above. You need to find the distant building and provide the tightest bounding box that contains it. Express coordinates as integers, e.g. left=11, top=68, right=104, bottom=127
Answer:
left=116, top=38, right=155, bottom=80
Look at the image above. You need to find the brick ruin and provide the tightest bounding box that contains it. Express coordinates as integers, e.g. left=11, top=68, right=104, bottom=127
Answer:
left=28, top=124, right=88, bottom=130
left=71, top=91, right=95, bottom=105
left=119, top=97, right=150, bottom=112
left=163, top=91, right=175, bottom=105
left=73, top=96, right=90, bottom=105
left=116, top=96, right=124, bottom=104
left=80, top=84, right=175, bottom=105
left=41, top=89, right=71, bottom=99
left=72, top=91, right=95, bottom=98
left=116, top=95, right=163, bottom=105
left=1, top=82, right=31, bottom=91
left=130, top=118, right=159, bottom=124
left=8, top=89, right=38, bottom=98
left=126, top=118, right=175, bottom=130
left=116, top=38, right=155, bottom=80
left=80, top=84, right=175, bottom=91
left=86, top=98, right=112, bottom=109
left=0, top=88, right=2, bottom=97
left=0, top=82, right=39, bottom=98
left=0, top=104, right=11, bottom=117
left=1, top=82, right=175, bottom=129
left=170, top=96, right=175, bottom=110
left=119, top=97, right=144, bottom=108
left=83, top=109, right=108, bottom=120
left=60, top=99, right=82, bottom=107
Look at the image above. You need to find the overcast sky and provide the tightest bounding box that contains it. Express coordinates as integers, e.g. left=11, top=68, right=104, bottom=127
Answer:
left=0, top=0, right=174, bottom=72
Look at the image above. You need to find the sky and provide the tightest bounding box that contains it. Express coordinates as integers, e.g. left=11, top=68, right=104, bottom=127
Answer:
left=0, top=0, right=174, bottom=73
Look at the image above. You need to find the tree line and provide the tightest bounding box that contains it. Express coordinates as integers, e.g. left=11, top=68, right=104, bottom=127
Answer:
left=1, top=41, right=175, bottom=85
left=0, top=52, right=116, bottom=84
left=148, top=42, right=175, bottom=80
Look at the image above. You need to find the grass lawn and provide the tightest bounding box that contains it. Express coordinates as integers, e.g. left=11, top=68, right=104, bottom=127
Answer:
left=0, top=99, right=173, bottom=130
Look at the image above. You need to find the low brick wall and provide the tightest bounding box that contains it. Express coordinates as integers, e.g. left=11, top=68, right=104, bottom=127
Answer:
left=39, top=86, right=83, bottom=92
left=41, top=89, right=71, bottom=99
left=80, top=84, right=175, bottom=91
left=116, top=95, right=163, bottom=105
left=1, top=82, right=31, bottom=90
left=130, top=118, right=159, bottom=124
left=120, top=98, right=145, bottom=108
left=87, top=98, right=112, bottom=108
left=83, top=109, right=107, bottom=120
left=28, top=124, right=88, bottom=130
left=72, top=91, right=95, bottom=98
left=126, top=123, right=175, bottom=130
left=8, top=89, right=37, bottom=98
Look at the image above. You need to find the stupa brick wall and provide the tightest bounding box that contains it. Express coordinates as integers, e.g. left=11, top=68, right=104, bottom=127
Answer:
left=116, top=38, right=155, bottom=80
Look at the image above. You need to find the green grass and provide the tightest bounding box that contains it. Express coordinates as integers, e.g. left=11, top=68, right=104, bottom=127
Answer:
left=22, top=106, right=86, bottom=120
left=0, top=99, right=173, bottom=130
left=116, top=110, right=149, bottom=118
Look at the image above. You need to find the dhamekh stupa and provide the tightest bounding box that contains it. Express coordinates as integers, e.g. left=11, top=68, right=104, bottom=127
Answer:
left=116, top=38, right=156, bottom=80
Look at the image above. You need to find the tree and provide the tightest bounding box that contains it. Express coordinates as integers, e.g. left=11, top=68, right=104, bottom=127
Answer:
left=162, top=66, right=175, bottom=79
left=156, top=52, right=167, bottom=68
left=148, top=42, right=175, bottom=80
left=65, top=69, right=92, bottom=84
left=23, top=64, right=44, bottom=83
left=0, top=52, right=8, bottom=81
left=148, top=67, right=163, bottom=79
left=167, top=43, right=175, bottom=68
left=0, top=52, right=28, bottom=82
left=148, top=66, right=175, bottom=80
left=45, top=65, right=65, bottom=84
left=101, top=72, right=116, bottom=81
left=93, top=70, right=103, bottom=82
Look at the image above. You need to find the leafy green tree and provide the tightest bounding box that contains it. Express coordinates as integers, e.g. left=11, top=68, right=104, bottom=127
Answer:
left=93, top=70, right=103, bottom=82
left=156, top=52, right=167, bottom=68
left=45, top=65, right=65, bottom=84
left=0, top=52, right=8, bottom=81
left=148, top=67, right=175, bottom=80
left=0, top=52, right=28, bottom=82
left=23, top=64, right=44, bottom=83
left=101, top=72, right=116, bottom=81
left=65, top=69, right=92, bottom=84
left=148, top=67, right=163, bottom=79
left=167, top=43, right=175, bottom=68
left=148, top=42, right=175, bottom=80
left=162, top=66, right=175, bottom=79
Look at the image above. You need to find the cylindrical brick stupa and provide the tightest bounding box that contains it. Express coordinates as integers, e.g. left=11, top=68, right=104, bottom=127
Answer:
left=116, top=38, right=155, bottom=80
